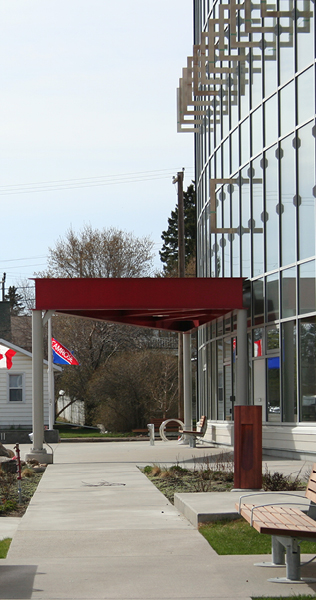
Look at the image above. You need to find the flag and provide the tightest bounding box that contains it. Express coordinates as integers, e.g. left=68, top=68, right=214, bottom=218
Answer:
left=0, top=344, right=16, bottom=369
left=52, top=338, right=79, bottom=366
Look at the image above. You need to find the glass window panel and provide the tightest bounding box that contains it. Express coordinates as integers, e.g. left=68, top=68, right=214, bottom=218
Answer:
left=299, top=260, right=316, bottom=315
left=252, top=157, right=264, bottom=276
left=280, top=81, right=295, bottom=137
left=211, top=342, right=216, bottom=419
left=231, top=182, right=240, bottom=276
left=297, top=68, right=315, bottom=126
left=300, top=316, right=316, bottom=422
left=264, top=34, right=277, bottom=98
left=265, top=146, right=279, bottom=271
left=217, top=319, right=223, bottom=336
left=253, top=279, right=264, bottom=325
left=298, top=123, right=316, bottom=260
left=251, top=108, right=263, bottom=158
left=267, top=356, right=281, bottom=422
left=231, top=128, right=239, bottom=175
left=241, top=168, right=251, bottom=277
left=224, top=336, right=231, bottom=362
left=280, top=136, right=296, bottom=266
left=217, top=340, right=224, bottom=420
left=223, top=138, right=230, bottom=178
left=266, top=272, right=279, bottom=321
left=253, top=328, right=263, bottom=357
left=279, top=16, right=295, bottom=86
left=297, top=1, right=315, bottom=73
left=240, top=52, right=250, bottom=120
left=241, top=118, right=250, bottom=165
left=267, top=324, right=279, bottom=351
left=282, top=321, right=297, bottom=422
left=251, top=39, right=263, bottom=109
left=264, top=95, right=278, bottom=148
left=225, top=364, right=233, bottom=420
left=282, top=266, right=296, bottom=317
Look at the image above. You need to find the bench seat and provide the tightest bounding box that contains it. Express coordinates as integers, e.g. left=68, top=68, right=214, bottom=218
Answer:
left=236, top=463, right=316, bottom=583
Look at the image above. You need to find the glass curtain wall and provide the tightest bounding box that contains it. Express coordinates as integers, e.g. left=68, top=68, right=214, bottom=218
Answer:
left=195, top=0, right=316, bottom=423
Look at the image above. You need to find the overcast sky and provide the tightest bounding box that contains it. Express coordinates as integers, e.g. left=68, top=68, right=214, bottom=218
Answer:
left=0, top=1, right=194, bottom=293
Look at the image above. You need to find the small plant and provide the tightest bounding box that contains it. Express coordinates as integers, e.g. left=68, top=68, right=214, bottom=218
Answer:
left=143, top=465, right=153, bottom=474
left=262, top=465, right=303, bottom=491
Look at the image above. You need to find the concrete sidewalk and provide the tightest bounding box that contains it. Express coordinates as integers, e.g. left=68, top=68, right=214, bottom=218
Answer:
left=0, top=440, right=316, bottom=599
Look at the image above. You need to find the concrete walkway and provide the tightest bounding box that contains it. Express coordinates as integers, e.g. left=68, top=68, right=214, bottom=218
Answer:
left=0, top=440, right=316, bottom=599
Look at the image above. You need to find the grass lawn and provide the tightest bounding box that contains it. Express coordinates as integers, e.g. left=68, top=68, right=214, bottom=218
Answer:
left=0, top=538, right=11, bottom=558
left=55, top=424, right=134, bottom=438
left=199, top=518, right=316, bottom=556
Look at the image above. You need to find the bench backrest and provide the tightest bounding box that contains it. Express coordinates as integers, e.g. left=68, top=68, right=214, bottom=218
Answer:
left=197, top=415, right=207, bottom=435
left=305, top=463, right=316, bottom=504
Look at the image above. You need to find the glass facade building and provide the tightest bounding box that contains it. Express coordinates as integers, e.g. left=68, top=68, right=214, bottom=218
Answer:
left=180, top=1, right=316, bottom=455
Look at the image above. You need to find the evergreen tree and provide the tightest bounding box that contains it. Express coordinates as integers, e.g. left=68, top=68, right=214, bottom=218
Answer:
left=4, top=286, right=25, bottom=316
left=159, top=183, right=196, bottom=276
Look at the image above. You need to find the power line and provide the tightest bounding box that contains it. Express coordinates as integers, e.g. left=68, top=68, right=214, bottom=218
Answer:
left=0, top=168, right=194, bottom=196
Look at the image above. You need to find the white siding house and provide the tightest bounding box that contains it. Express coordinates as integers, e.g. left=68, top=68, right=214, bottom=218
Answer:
left=0, top=338, right=61, bottom=429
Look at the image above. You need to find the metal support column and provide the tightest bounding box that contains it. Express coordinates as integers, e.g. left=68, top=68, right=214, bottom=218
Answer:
left=25, top=310, right=52, bottom=464
left=183, top=332, right=192, bottom=445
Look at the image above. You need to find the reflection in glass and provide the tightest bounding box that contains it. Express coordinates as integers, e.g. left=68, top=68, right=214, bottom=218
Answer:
left=253, top=279, right=264, bottom=325
left=299, top=260, right=316, bottom=314
left=253, top=328, right=263, bottom=357
left=282, top=266, right=296, bottom=317
left=282, top=321, right=297, bottom=422
left=267, top=357, right=281, bottom=422
left=266, top=272, right=279, bottom=321
left=280, top=136, right=296, bottom=266
left=265, top=146, right=279, bottom=271
left=297, top=68, right=315, bottom=126
left=267, top=325, right=279, bottom=351
left=225, top=364, right=233, bottom=420
left=280, top=81, right=295, bottom=137
left=300, top=317, right=316, bottom=421
left=298, top=124, right=316, bottom=260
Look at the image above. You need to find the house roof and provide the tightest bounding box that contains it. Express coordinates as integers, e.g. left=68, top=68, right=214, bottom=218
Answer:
left=34, top=277, right=245, bottom=333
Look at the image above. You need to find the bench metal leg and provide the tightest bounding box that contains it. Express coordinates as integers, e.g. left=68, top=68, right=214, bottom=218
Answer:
left=272, top=536, right=285, bottom=565
left=189, top=436, right=196, bottom=448
left=267, top=536, right=316, bottom=583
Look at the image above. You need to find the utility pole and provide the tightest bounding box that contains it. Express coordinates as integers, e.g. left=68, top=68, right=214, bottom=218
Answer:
left=1, top=273, right=6, bottom=301
left=173, top=170, right=185, bottom=421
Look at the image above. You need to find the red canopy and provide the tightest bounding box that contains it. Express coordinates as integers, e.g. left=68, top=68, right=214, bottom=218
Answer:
left=34, top=277, right=245, bottom=333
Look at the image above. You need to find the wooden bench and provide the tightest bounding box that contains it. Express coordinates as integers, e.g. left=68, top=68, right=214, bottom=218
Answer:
left=132, top=418, right=180, bottom=435
left=179, top=415, right=207, bottom=447
left=236, top=463, right=316, bottom=583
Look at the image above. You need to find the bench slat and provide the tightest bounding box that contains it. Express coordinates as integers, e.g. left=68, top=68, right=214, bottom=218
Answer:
left=237, top=502, right=316, bottom=538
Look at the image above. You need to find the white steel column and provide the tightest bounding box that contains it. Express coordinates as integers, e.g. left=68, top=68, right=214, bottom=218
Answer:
left=25, top=310, right=52, bottom=463
left=236, top=309, right=248, bottom=406
left=183, top=332, right=192, bottom=434
left=48, top=316, right=55, bottom=430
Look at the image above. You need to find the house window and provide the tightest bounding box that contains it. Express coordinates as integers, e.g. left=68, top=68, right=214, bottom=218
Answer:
left=9, top=374, right=24, bottom=402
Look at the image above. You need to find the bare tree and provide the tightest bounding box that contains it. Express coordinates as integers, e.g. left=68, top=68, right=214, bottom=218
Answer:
left=38, top=224, right=154, bottom=278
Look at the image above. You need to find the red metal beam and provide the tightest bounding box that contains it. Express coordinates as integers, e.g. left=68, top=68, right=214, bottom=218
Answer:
left=34, top=277, right=245, bottom=332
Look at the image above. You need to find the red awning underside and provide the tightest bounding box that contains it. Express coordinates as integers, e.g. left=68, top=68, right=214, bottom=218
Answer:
left=34, top=277, right=245, bottom=333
